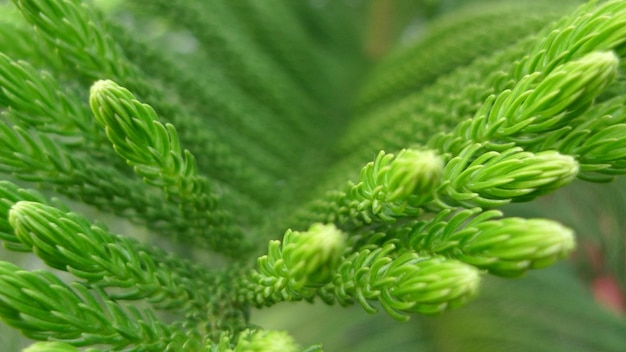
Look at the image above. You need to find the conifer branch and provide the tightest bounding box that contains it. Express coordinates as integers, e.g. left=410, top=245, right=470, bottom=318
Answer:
left=448, top=217, right=575, bottom=277
left=0, top=124, right=246, bottom=253
left=106, top=23, right=303, bottom=176
left=431, top=51, right=619, bottom=155
left=89, top=79, right=250, bottom=254
left=530, top=94, right=626, bottom=181
left=0, top=20, right=40, bottom=61
left=0, top=261, right=197, bottom=350
left=0, top=52, right=92, bottom=136
left=12, top=0, right=133, bottom=82
left=13, top=0, right=280, bottom=205
left=441, top=145, right=579, bottom=207
left=224, top=0, right=338, bottom=106
left=0, top=189, right=250, bottom=342
left=8, top=201, right=209, bottom=310
left=0, top=52, right=118, bottom=168
left=338, top=0, right=626, bottom=167
left=294, top=149, right=444, bottom=228
left=126, top=0, right=322, bottom=137
left=0, top=0, right=625, bottom=349
left=403, top=208, right=575, bottom=277
left=0, top=181, right=250, bottom=334
left=294, top=144, right=578, bottom=230
left=243, top=224, right=347, bottom=306
left=89, top=80, right=208, bottom=201
left=318, top=243, right=481, bottom=321
left=0, top=181, right=50, bottom=252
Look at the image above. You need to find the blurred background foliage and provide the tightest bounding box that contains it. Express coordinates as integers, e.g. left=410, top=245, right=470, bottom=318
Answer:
left=0, top=0, right=624, bottom=350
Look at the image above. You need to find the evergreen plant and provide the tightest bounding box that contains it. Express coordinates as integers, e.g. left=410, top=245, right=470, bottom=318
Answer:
left=0, top=0, right=625, bottom=350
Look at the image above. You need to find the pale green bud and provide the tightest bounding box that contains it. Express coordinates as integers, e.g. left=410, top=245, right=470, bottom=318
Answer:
left=447, top=146, right=579, bottom=207
left=457, top=218, right=575, bottom=277
left=282, top=223, right=347, bottom=288
left=477, top=51, right=620, bottom=142
left=443, top=51, right=620, bottom=155
left=89, top=79, right=164, bottom=168
left=515, top=51, right=619, bottom=132
left=331, top=244, right=481, bottom=320
left=355, top=149, right=443, bottom=221
left=90, top=80, right=214, bottom=212
left=386, top=149, right=444, bottom=202
left=89, top=79, right=198, bottom=185
left=487, top=150, right=579, bottom=202
left=387, top=255, right=481, bottom=316
left=89, top=79, right=139, bottom=127
left=234, top=330, right=300, bottom=352
left=255, top=223, right=348, bottom=301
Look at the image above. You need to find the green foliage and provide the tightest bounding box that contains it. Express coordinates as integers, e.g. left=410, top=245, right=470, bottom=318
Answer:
left=244, top=224, right=347, bottom=305
left=404, top=208, right=575, bottom=277
left=89, top=79, right=246, bottom=255
left=431, top=51, right=620, bottom=155
left=441, top=146, right=579, bottom=207
left=0, top=261, right=196, bottom=350
left=0, top=0, right=625, bottom=351
left=319, top=243, right=481, bottom=320
left=294, top=148, right=444, bottom=227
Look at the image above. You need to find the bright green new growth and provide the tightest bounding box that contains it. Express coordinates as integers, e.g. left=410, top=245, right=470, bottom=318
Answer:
left=249, top=223, right=347, bottom=303
left=405, top=208, right=576, bottom=277
left=456, top=218, right=575, bottom=276
left=0, top=0, right=625, bottom=350
left=278, top=224, right=347, bottom=288
left=442, top=146, right=579, bottom=207
left=9, top=201, right=203, bottom=308
left=432, top=51, right=620, bottom=155
left=212, top=329, right=307, bottom=352
left=366, top=149, right=443, bottom=203
left=358, top=149, right=443, bottom=215
left=319, top=243, right=481, bottom=320
left=89, top=79, right=203, bottom=193
left=0, top=261, right=193, bottom=349
left=89, top=79, right=246, bottom=255
left=293, top=148, right=444, bottom=227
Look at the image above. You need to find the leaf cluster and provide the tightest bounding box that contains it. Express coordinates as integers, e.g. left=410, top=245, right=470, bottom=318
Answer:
left=0, top=0, right=624, bottom=351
